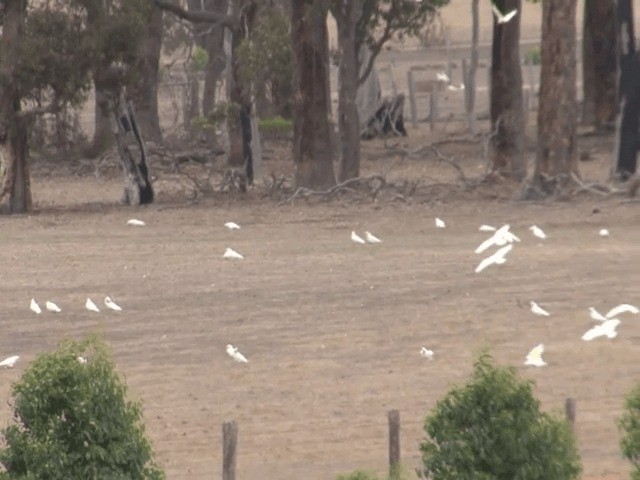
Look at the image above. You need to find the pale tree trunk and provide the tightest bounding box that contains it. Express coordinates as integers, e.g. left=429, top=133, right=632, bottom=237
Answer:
left=534, top=0, right=578, bottom=188
left=129, top=5, right=163, bottom=142
left=334, top=0, right=362, bottom=182
left=582, top=0, right=616, bottom=129
left=613, top=0, right=639, bottom=178
left=464, top=0, right=479, bottom=135
left=291, top=0, right=335, bottom=189
left=88, top=61, right=115, bottom=158
left=0, top=0, right=32, bottom=214
left=201, top=0, right=228, bottom=118
left=490, top=0, right=525, bottom=180
left=356, top=45, right=381, bottom=136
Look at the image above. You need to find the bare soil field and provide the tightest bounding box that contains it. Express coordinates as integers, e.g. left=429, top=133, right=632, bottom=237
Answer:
left=1, top=120, right=639, bottom=480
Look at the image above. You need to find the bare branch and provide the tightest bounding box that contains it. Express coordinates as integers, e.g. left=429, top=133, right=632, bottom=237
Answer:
left=154, top=0, right=236, bottom=27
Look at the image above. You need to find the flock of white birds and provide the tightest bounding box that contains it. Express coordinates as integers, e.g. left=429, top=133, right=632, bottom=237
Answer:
left=1, top=211, right=634, bottom=373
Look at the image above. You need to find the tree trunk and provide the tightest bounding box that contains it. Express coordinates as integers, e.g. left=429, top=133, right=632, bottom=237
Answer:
left=87, top=63, right=115, bottom=158
left=582, top=0, right=616, bottom=129
left=356, top=44, right=381, bottom=136
left=534, top=0, right=578, bottom=187
left=201, top=0, right=228, bottom=118
left=465, top=0, right=479, bottom=135
left=291, top=0, right=335, bottom=189
left=613, top=0, right=639, bottom=179
left=335, top=1, right=362, bottom=182
left=490, top=0, right=526, bottom=180
left=113, top=94, right=154, bottom=205
left=129, top=5, right=163, bottom=142
left=0, top=0, right=32, bottom=214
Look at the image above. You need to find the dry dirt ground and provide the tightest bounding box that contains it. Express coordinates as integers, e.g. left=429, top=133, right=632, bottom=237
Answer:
left=1, top=122, right=639, bottom=480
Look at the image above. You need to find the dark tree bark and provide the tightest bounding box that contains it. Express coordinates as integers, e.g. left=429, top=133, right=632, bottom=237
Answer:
left=490, top=0, right=525, bottom=180
left=333, top=0, right=362, bottom=182
left=582, top=0, right=616, bottom=129
left=0, top=0, right=32, bottom=214
left=613, top=0, right=639, bottom=179
left=464, top=0, right=479, bottom=134
left=291, top=0, right=335, bottom=189
left=534, top=0, right=578, bottom=186
left=129, top=5, right=163, bottom=142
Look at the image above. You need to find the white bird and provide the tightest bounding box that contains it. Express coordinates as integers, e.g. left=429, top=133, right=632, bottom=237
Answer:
left=85, top=298, right=100, bottom=312
left=45, top=301, right=61, bottom=313
left=104, top=296, right=122, bottom=312
left=530, top=301, right=550, bottom=317
left=126, top=218, right=146, bottom=226
left=491, top=4, right=518, bottom=24
left=447, top=83, right=465, bottom=92
left=606, top=303, right=639, bottom=318
left=589, top=307, right=608, bottom=322
left=524, top=343, right=546, bottom=367
left=529, top=225, right=547, bottom=240
left=351, top=231, right=366, bottom=244
left=0, top=355, right=19, bottom=368
left=420, top=347, right=434, bottom=360
left=435, top=217, right=446, bottom=228
left=226, top=344, right=248, bottom=363
left=30, top=298, right=42, bottom=314
left=475, top=244, right=513, bottom=273
left=223, top=247, right=244, bottom=260
left=582, top=318, right=621, bottom=341
left=436, top=72, right=450, bottom=83
left=77, top=356, right=88, bottom=364
left=475, top=224, right=520, bottom=254
left=365, top=231, right=382, bottom=243
left=224, top=222, right=241, bottom=230
left=599, top=228, right=610, bottom=237
left=479, top=224, right=496, bottom=232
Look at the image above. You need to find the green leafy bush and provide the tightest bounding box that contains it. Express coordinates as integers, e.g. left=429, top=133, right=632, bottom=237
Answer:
left=336, top=470, right=382, bottom=480
left=619, top=386, right=640, bottom=480
left=191, top=46, right=209, bottom=73
left=419, top=351, right=581, bottom=480
left=0, top=336, right=164, bottom=479
left=258, top=116, right=293, bottom=140
left=524, top=46, right=541, bottom=66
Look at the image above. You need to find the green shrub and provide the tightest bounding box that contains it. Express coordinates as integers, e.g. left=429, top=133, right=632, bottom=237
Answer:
left=419, top=351, right=581, bottom=480
left=0, top=336, right=164, bottom=480
left=336, top=470, right=382, bottom=480
left=191, top=45, right=209, bottom=73
left=619, top=386, right=640, bottom=480
left=258, top=116, right=293, bottom=139
left=524, top=46, right=541, bottom=66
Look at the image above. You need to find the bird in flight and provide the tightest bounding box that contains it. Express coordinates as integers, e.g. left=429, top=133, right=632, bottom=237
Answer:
left=530, top=301, right=550, bottom=317
left=589, top=307, right=608, bottom=322
left=605, top=303, right=639, bottom=318
left=224, top=222, right=241, bottom=230
left=226, top=344, right=248, bottom=363
left=491, top=3, right=518, bottom=24
left=475, top=243, right=513, bottom=273
left=524, top=343, right=546, bottom=367
left=582, top=318, right=621, bottom=341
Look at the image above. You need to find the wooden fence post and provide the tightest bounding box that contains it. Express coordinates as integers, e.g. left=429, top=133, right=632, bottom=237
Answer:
left=565, top=398, right=576, bottom=429
left=223, top=420, right=238, bottom=480
left=388, top=409, right=401, bottom=479
left=407, top=71, right=418, bottom=128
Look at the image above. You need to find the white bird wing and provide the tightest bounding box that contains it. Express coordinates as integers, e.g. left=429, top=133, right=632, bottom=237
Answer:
left=85, top=298, right=100, bottom=312
left=474, top=245, right=511, bottom=273
left=30, top=298, right=42, bottom=314
left=127, top=219, right=146, bottom=226
left=0, top=355, right=19, bottom=367
left=104, top=296, right=122, bottom=311
left=491, top=3, right=504, bottom=21
left=435, top=218, right=446, bottom=228
left=589, top=307, right=608, bottom=322
left=479, top=224, right=496, bottom=232
left=530, top=226, right=546, bottom=239
left=475, top=235, right=498, bottom=254
left=502, top=9, right=518, bottom=22
left=606, top=303, right=639, bottom=318
left=365, top=231, right=381, bottom=243
left=224, top=222, right=241, bottom=230
left=602, top=318, right=621, bottom=338
left=351, top=231, right=366, bottom=244
left=45, top=301, right=61, bottom=313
